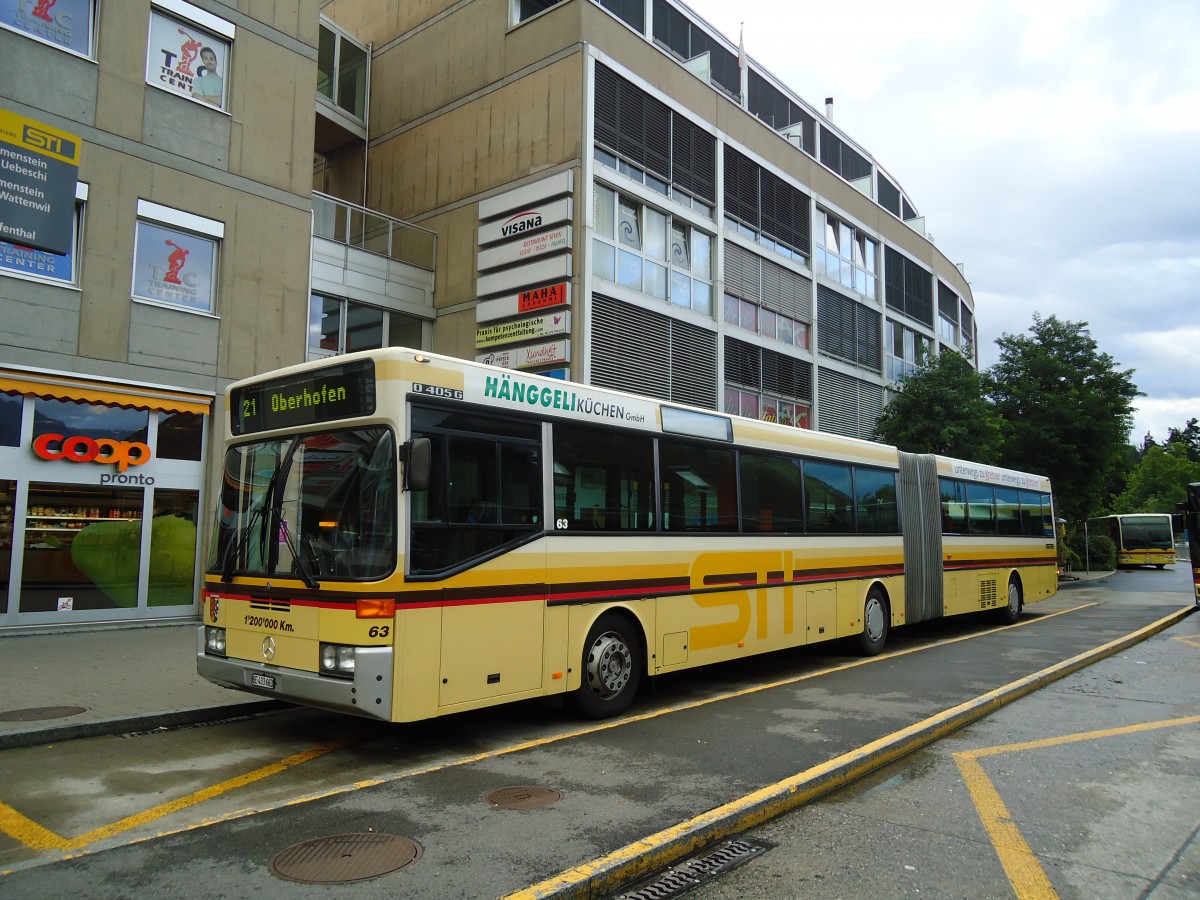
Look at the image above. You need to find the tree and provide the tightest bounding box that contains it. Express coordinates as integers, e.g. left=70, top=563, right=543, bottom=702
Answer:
left=873, top=350, right=1002, bottom=461
left=1110, top=442, right=1200, bottom=513
left=984, top=314, right=1140, bottom=523
left=1165, top=417, right=1200, bottom=463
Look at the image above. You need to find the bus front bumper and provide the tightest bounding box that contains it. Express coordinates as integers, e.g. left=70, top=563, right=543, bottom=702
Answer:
left=196, top=629, right=393, bottom=722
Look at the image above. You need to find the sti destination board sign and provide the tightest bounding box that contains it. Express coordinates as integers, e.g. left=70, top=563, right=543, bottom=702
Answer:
left=0, top=109, right=80, bottom=255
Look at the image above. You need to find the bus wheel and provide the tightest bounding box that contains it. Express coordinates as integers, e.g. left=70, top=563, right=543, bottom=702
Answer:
left=997, top=576, right=1022, bottom=625
left=571, top=614, right=642, bottom=720
left=856, top=587, right=889, bottom=656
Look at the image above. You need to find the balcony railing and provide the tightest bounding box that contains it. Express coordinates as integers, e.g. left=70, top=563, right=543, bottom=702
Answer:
left=312, top=192, right=436, bottom=272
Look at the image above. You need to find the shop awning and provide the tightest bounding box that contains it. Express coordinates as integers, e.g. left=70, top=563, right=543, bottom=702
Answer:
left=0, top=369, right=212, bottom=416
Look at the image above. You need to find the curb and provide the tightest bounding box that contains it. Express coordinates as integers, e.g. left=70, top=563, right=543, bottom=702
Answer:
left=510, top=604, right=1197, bottom=900
left=0, top=700, right=288, bottom=751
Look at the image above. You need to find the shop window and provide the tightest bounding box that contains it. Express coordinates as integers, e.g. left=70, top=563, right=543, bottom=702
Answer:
left=132, top=202, right=222, bottom=314
left=20, top=485, right=145, bottom=613
left=157, top=410, right=203, bottom=460
left=1, top=480, right=13, bottom=595
left=146, top=2, right=233, bottom=110
left=33, top=397, right=148, bottom=445
left=149, top=489, right=199, bottom=606
left=1, top=0, right=98, bottom=57
left=0, top=393, right=21, bottom=446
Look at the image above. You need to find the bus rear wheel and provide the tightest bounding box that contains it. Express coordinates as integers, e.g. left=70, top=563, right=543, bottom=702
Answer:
left=996, top=576, right=1022, bottom=625
left=570, top=613, right=642, bottom=719
left=856, top=587, right=889, bottom=656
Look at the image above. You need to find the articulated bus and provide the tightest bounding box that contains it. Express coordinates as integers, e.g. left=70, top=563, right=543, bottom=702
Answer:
left=1089, top=513, right=1176, bottom=568
left=198, top=347, right=1059, bottom=722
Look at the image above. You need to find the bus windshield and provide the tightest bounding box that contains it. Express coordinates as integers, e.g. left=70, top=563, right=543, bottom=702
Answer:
left=210, top=427, right=396, bottom=581
left=1122, top=517, right=1173, bottom=550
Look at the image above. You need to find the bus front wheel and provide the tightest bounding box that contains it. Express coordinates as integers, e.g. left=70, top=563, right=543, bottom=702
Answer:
left=856, top=587, right=889, bottom=656
left=571, top=613, right=642, bottom=719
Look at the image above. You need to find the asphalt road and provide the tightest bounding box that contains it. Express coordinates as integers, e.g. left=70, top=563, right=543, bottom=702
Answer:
left=0, top=565, right=1195, bottom=899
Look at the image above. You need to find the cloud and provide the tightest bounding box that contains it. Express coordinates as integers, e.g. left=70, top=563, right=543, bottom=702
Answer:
left=686, top=0, right=1200, bottom=443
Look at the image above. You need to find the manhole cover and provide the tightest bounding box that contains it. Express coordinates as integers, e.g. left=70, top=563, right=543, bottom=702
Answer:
left=483, top=785, right=562, bottom=809
left=0, top=706, right=88, bottom=722
left=269, top=833, right=421, bottom=884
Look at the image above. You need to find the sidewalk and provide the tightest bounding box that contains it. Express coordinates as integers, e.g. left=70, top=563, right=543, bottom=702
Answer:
left=0, top=621, right=282, bottom=750
left=0, top=571, right=1119, bottom=751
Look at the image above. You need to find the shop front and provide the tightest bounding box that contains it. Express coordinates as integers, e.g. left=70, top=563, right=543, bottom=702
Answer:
left=0, top=368, right=212, bottom=629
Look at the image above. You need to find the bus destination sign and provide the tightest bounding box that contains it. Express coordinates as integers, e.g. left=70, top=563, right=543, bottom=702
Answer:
left=230, top=359, right=376, bottom=435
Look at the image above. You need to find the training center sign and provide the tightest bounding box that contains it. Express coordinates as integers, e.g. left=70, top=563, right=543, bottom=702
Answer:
left=0, top=109, right=80, bottom=255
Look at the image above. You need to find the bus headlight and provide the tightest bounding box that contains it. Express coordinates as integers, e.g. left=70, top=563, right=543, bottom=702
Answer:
left=319, top=643, right=356, bottom=677
left=205, top=626, right=227, bottom=656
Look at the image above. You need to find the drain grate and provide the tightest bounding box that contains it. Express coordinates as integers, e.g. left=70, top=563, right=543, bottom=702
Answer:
left=484, top=785, right=562, bottom=809
left=617, top=839, right=768, bottom=900
left=0, top=705, right=88, bottom=722
left=269, top=833, right=421, bottom=884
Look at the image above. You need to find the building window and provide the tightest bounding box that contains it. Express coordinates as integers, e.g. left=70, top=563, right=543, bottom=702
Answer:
left=593, top=184, right=713, bottom=316
left=146, top=2, right=234, bottom=110
left=515, top=0, right=564, bottom=23
left=723, top=146, right=810, bottom=266
left=1, top=0, right=97, bottom=57
left=886, top=320, right=932, bottom=382
left=723, top=294, right=809, bottom=350
left=816, top=285, right=881, bottom=373
left=814, top=209, right=877, bottom=299
left=308, top=293, right=424, bottom=359
left=132, top=201, right=222, bottom=314
left=0, top=185, right=86, bottom=285
left=0, top=392, right=21, bottom=446
left=884, top=246, right=934, bottom=328
left=317, top=17, right=367, bottom=121
left=724, top=337, right=812, bottom=429
left=593, top=64, right=716, bottom=211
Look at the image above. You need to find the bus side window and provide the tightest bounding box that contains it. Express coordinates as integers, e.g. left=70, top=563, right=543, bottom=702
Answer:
left=805, top=461, right=853, bottom=533
left=940, top=478, right=967, bottom=534
left=967, top=483, right=997, bottom=535
left=552, top=423, right=655, bottom=531
left=659, top=441, right=737, bottom=533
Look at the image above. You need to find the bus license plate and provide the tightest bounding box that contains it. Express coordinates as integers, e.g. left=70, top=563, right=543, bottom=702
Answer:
left=250, top=672, right=276, bottom=690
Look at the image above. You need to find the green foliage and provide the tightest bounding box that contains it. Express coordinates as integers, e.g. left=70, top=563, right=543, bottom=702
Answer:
left=984, top=314, right=1140, bottom=523
left=1070, top=530, right=1116, bottom=571
left=873, top=350, right=1002, bottom=461
left=1111, top=443, right=1200, bottom=514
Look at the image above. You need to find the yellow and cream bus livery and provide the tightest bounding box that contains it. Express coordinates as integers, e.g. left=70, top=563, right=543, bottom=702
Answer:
left=199, top=347, right=1059, bottom=722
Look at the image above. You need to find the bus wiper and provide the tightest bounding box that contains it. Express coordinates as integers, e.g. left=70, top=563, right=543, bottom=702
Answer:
left=268, top=439, right=319, bottom=590
left=221, top=438, right=293, bottom=584
left=221, top=503, right=263, bottom=583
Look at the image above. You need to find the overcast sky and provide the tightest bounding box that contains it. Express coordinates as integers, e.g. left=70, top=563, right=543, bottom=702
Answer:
left=684, top=0, right=1199, bottom=444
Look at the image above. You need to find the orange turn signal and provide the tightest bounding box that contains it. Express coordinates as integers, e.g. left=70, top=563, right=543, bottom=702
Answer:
left=356, top=598, right=396, bottom=618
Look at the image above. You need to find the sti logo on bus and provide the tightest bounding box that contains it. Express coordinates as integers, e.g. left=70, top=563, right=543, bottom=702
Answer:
left=501, top=212, right=542, bottom=238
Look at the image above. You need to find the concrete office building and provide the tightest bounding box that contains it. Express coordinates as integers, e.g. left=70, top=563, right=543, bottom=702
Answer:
left=317, top=0, right=977, bottom=437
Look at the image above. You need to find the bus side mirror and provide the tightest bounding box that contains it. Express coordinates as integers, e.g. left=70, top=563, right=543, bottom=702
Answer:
left=403, top=437, right=431, bottom=492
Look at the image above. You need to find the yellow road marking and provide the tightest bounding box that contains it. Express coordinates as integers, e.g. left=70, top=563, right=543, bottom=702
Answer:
left=0, top=736, right=357, bottom=854
left=1173, top=634, right=1200, bottom=649
left=955, top=715, right=1200, bottom=899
